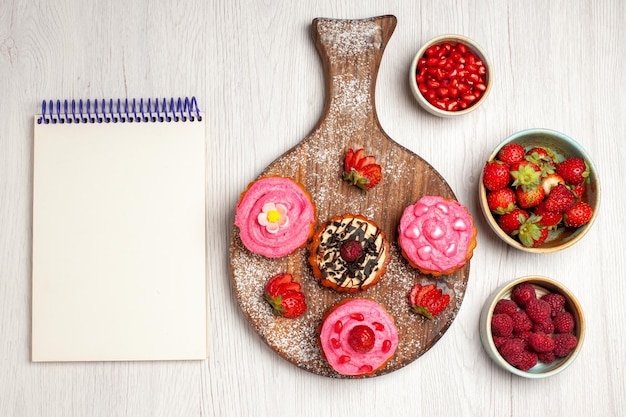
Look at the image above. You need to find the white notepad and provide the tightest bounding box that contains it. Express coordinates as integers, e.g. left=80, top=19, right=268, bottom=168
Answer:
left=32, top=98, right=207, bottom=362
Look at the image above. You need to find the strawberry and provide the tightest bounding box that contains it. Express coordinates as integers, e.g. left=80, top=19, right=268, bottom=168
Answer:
left=517, top=215, right=548, bottom=247
left=563, top=201, right=593, bottom=227
left=482, top=160, right=511, bottom=191
left=525, top=146, right=556, bottom=176
left=556, top=157, right=590, bottom=185
left=569, top=183, right=586, bottom=199
left=487, top=187, right=516, bottom=214
left=409, top=283, right=450, bottom=319
left=497, top=208, right=529, bottom=235
left=497, top=143, right=526, bottom=165
left=347, top=325, right=376, bottom=353
left=533, top=202, right=563, bottom=229
left=515, top=185, right=544, bottom=209
left=510, top=160, right=541, bottom=191
left=542, top=184, right=575, bottom=213
left=343, top=148, right=382, bottom=191
left=263, top=273, right=306, bottom=318
left=540, top=172, right=565, bottom=195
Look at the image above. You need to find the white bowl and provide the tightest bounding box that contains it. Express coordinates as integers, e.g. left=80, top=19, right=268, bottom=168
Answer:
left=409, top=34, right=492, bottom=117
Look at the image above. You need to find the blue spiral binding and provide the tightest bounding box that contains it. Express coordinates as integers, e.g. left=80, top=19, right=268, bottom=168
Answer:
left=36, top=97, right=202, bottom=124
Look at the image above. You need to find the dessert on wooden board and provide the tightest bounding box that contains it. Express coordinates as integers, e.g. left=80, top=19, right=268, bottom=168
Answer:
left=398, top=196, right=477, bottom=276
left=308, top=214, right=390, bottom=294
left=229, top=15, right=472, bottom=378
left=318, top=298, right=398, bottom=377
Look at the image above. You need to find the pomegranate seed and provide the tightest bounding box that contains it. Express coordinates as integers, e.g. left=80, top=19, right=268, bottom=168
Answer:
left=372, top=321, right=385, bottom=331
left=331, top=338, right=341, bottom=349
left=418, top=83, right=428, bottom=94
left=458, top=43, right=467, bottom=54
left=426, top=90, right=437, bottom=101
left=462, top=94, right=477, bottom=103
left=334, top=320, right=343, bottom=333
left=437, top=87, right=449, bottom=98
left=447, top=101, right=459, bottom=111
left=382, top=340, right=392, bottom=353
left=350, top=313, right=364, bottom=321
left=339, top=355, right=351, bottom=364
left=358, top=365, right=373, bottom=374
left=427, top=79, right=440, bottom=89
left=475, top=82, right=487, bottom=91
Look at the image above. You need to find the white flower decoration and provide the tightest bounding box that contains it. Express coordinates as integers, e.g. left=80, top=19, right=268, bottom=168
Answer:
left=257, top=203, right=289, bottom=234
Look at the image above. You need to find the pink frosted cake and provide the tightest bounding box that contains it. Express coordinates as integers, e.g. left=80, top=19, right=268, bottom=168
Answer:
left=319, top=298, right=398, bottom=377
left=398, top=195, right=477, bottom=276
left=235, top=176, right=317, bottom=258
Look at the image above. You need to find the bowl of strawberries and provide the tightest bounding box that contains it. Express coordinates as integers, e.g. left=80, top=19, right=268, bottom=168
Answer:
left=479, top=128, right=600, bottom=252
left=479, top=275, right=585, bottom=378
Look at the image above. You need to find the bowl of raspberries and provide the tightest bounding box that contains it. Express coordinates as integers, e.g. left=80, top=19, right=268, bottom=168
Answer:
left=479, top=128, right=600, bottom=252
left=479, top=276, right=585, bottom=378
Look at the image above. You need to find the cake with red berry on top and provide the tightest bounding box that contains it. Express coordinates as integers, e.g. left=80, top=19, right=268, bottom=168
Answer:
left=308, top=214, right=390, bottom=293
left=319, top=298, right=398, bottom=377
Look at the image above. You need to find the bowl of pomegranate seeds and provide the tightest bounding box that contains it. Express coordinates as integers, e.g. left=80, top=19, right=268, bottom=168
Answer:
left=479, top=275, right=585, bottom=378
left=478, top=128, right=600, bottom=252
left=409, top=34, right=492, bottom=117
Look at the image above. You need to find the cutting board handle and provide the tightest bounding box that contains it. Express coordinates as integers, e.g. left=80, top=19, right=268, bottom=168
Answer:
left=311, top=15, right=397, bottom=133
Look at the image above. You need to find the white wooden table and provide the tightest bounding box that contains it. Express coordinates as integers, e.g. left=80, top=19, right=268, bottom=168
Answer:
left=1, top=1, right=624, bottom=416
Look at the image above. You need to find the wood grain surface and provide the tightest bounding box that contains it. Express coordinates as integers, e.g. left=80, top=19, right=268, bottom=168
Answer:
left=230, top=15, right=471, bottom=378
left=1, top=1, right=625, bottom=417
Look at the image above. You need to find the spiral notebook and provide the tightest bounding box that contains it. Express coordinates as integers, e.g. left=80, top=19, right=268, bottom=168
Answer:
left=32, top=97, right=207, bottom=362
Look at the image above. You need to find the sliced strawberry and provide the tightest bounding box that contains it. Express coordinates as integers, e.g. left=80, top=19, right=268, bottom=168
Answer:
left=343, top=148, right=382, bottom=192
left=276, top=281, right=301, bottom=294
left=264, top=273, right=293, bottom=298
left=355, top=155, right=377, bottom=170
left=409, top=283, right=450, bottom=319
left=278, top=291, right=307, bottom=318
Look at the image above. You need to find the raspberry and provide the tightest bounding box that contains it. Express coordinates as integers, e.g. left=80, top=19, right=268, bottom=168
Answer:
left=340, top=240, right=363, bottom=262
left=553, top=311, right=575, bottom=334
left=513, top=331, right=532, bottom=349
left=553, top=333, right=578, bottom=357
left=498, top=338, right=526, bottom=367
left=491, top=314, right=514, bottom=337
left=494, top=299, right=518, bottom=316
left=525, top=298, right=551, bottom=323
left=528, top=332, right=556, bottom=353
left=532, top=319, right=554, bottom=335
left=492, top=335, right=510, bottom=349
left=510, top=310, right=533, bottom=333
left=541, top=292, right=566, bottom=317
left=517, top=350, right=538, bottom=371
left=511, top=283, right=536, bottom=308
left=537, top=351, right=557, bottom=364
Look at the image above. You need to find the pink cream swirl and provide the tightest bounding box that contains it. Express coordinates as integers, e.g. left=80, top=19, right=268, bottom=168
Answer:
left=398, top=195, right=476, bottom=274
left=235, top=176, right=317, bottom=258
left=319, top=299, right=398, bottom=377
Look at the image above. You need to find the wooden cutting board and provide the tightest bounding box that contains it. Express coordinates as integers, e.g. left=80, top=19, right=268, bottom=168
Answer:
left=229, top=15, right=471, bottom=378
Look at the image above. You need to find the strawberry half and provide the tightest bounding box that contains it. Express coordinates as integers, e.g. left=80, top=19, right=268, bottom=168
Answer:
left=263, top=273, right=306, bottom=318
left=343, top=148, right=382, bottom=192
left=409, top=283, right=450, bottom=319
